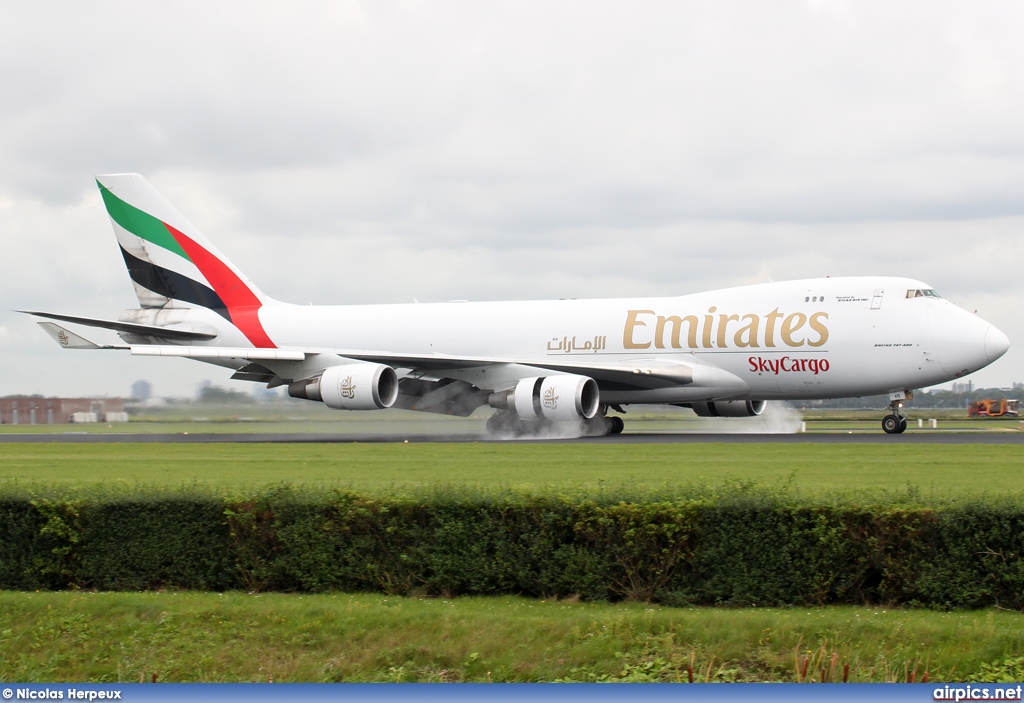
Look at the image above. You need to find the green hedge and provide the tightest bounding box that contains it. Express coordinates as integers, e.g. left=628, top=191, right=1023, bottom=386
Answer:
left=1, top=486, right=1023, bottom=608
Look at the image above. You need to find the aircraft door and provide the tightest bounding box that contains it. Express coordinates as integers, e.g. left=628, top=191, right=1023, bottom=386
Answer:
left=870, top=289, right=884, bottom=310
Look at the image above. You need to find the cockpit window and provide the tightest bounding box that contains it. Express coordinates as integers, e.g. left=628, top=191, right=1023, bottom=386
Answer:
left=906, top=289, right=942, bottom=299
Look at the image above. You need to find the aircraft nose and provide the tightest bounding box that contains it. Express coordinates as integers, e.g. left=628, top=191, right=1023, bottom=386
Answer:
left=985, top=325, right=1010, bottom=363
left=930, top=307, right=1008, bottom=376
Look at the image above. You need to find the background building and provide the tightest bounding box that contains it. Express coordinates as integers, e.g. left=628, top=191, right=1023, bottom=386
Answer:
left=0, top=397, right=126, bottom=425
left=130, top=380, right=152, bottom=402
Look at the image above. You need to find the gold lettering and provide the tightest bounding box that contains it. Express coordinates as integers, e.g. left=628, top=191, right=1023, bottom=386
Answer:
left=624, top=310, right=654, bottom=349
left=656, top=315, right=699, bottom=349
left=781, top=312, right=807, bottom=347
left=702, top=307, right=717, bottom=348
left=631, top=307, right=826, bottom=349
left=717, top=314, right=740, bottom=348
left=807, top=311, right=829, bottom=347
left=734, top=314, right=760, bottom=348
left=764, top=308, right=784, bottom=347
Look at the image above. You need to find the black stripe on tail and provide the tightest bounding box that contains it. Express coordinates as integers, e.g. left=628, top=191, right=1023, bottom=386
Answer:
left=119, top=245, right=229, bottom=320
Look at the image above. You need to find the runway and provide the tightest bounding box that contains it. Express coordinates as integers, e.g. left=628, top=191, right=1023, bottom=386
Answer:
left=0, top=431, right=1021, bottom=444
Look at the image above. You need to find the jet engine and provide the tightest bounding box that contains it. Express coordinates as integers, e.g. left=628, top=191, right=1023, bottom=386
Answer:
left=288, top=363, right=399, bottom=410
left=488, top=375, right=600, bottom=421
left=689, top=400, right=767, bottom=417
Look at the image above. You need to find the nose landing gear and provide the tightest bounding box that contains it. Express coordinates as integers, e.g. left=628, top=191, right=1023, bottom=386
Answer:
left=881, top=392, right=910, bottom=434
left=881, top=413, right=907, bottom=434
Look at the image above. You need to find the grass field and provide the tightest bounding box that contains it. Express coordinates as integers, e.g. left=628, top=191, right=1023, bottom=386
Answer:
left=3, top=439, right=1023, bottom=683
left=0, top=416, right=483, bottom=436
left=0, top=442, right=1021, bottom=497
left=2, top=592, right=1023, bottom=683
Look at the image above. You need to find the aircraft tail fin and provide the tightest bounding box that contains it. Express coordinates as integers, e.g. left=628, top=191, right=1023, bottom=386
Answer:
left=96, top=173, right=278, bottom=348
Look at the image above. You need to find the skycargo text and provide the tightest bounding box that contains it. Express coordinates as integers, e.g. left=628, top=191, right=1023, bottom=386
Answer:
left=748, top=356, right=830, bottom=375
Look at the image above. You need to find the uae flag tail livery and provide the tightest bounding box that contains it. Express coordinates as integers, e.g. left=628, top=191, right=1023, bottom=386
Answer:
left=97, top=173, right=277, bottom=349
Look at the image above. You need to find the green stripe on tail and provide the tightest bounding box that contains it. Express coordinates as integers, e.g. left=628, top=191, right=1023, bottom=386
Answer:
left=97, top=181, right=190, bottom=260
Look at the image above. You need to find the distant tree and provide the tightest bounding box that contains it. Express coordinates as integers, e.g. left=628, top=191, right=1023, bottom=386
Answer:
left=804, top=385, right=1022, bottom=410
left=197, top=385, right=255, bottom=404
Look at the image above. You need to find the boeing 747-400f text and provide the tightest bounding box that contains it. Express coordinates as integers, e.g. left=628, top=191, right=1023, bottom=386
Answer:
left=26, top=174, right=1010, bottom=436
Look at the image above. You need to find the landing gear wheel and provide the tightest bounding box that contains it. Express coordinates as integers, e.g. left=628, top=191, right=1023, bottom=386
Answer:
left=581, top=414, right=625, bottom=437
left=881, top=393, right=911, bottom=435
left=485, top=412, right=505, bottom=435
left=882, top=414, right=903, bottom=434
left=487, top=411, right=526, bottom=437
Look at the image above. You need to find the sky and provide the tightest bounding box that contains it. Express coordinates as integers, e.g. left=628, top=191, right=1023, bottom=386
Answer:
left=1, top=1, right=1022, bottom=399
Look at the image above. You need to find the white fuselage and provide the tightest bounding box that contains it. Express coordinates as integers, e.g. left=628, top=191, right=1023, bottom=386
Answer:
left=241, top=276, right=1006, bottom=404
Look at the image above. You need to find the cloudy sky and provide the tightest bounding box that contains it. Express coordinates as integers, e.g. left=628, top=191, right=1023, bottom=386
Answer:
left=1, top=1, right=1022, bottom=399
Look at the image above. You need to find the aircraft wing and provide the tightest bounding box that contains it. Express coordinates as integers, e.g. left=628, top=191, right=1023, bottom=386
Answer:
left=21, top=311, right=218, bottom=341
left=121, top=343, right=695, bottom=389
left=31, top=320, right=693, bottom=392
left=332, top=351, right=695, bottom=389
left=130, top=344, right=694, bottom=391
left=151, top=345, right=694, bottom=390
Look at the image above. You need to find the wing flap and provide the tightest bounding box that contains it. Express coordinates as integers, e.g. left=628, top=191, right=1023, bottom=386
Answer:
left=130, top=346, right=306, bottom=360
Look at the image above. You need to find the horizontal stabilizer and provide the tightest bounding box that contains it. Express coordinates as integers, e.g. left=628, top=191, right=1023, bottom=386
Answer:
left=130, top=346, right=306, bottom=360
left=37, top=322, right=129, bottom=350
left=20, top=311, right=217, bottom=341
left=34, top=319, right=303, bottom=361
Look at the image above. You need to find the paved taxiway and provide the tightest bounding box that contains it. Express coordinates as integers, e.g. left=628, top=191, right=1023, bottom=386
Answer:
left=0, top=432, right=1021, bottom=444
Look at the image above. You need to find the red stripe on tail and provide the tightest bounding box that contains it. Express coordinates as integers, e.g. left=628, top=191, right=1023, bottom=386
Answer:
left=164, top=224, right=277, bottom=348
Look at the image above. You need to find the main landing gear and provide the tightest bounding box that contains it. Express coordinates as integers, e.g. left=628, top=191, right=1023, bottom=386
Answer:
left=484, top=409, right=625, bottom=438
left=881, top=392, right=910, bottom=435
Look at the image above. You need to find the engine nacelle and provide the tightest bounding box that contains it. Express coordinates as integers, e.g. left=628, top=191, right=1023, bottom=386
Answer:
left=489, top=375, right=600, bottom=421
left=690, top=400, right=767, bottom=418
left=288, top=363, right=399, bottom=410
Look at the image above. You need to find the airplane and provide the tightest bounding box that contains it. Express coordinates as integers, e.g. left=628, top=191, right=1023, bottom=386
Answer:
left=24, top=173, right=1010, bottom=437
